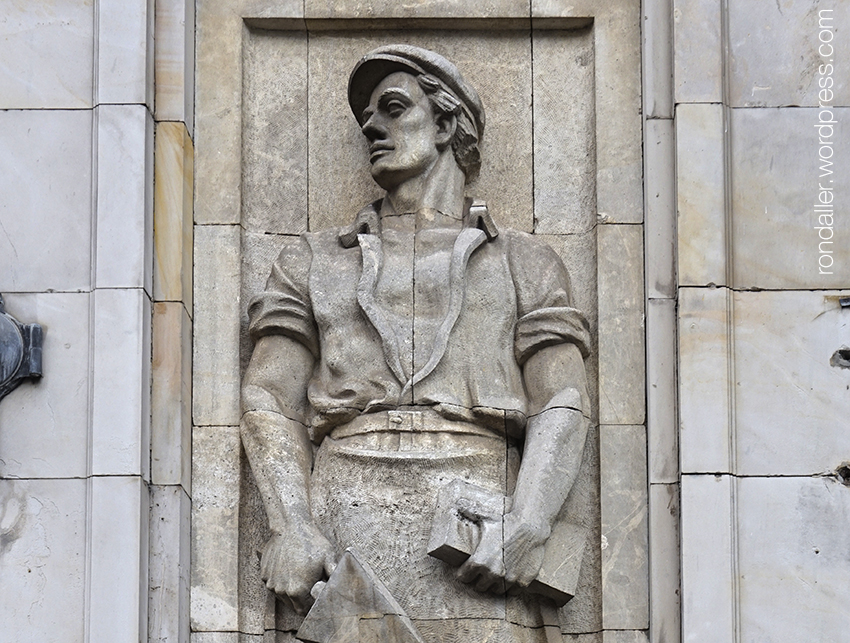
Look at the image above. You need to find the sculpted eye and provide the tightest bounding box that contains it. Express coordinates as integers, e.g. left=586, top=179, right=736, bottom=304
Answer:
left=386, top=100, right=407, bottom=117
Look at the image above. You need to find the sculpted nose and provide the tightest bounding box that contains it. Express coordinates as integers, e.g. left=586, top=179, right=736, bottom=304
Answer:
left=361, top=115, right=384, bottom=141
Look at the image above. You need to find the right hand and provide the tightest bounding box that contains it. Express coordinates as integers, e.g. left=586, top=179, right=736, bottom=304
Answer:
left=259, top=524, right=337, bottom=615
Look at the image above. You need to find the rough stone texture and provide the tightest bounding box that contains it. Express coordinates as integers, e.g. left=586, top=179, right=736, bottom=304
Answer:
left=733, top=290, right=850, bottom=476
left=673, top=0, right=722, bottom=103
left=728, top=0, right=849, bottom=108
left=648, top=484, right=679, bottom=643
left=0, top=293, right=90, bottom=479
left=95, top=104, right=154, bottom=294
left=0, top=109, right=93, bottom=293
left=602, top=631, right=649, bottom=643
left=191, top=634, right=239, bottom=643
left=150, top=485, right=192, bottom=643
left=598, top=224, right=645, bottom=426
left=242, top=30, right=308, bottom=235
left=193, top=225, right=242, bottom=427
left=646, top=299, right=677, bottom=485
left=304, top=0, right=530, bottom=19
left=0, top=478, right=87, bottom=642
left=532, top=29, right=596, bottom=235
left=678, top=287, right=731, bottom=475
left=737, top=476, right=850, bottom=642
left=88, top=476, right=149, bottom=643
left=154, top=121, right=195, bottom=307
left=152, top=302, right=193, bottom=491
left=191, top=425, right=242, bottom=633
left=306, top=31, right=533, bottom=232
left=600, top=425, right=648, bottom=631
left=91, top=288, right=152, bottom=479
left=676, top=102, right=726, bottom=288
left=0, top=1, right=94, bottom=109
left=644, top=119, right=676, bottom=300
left=680, top=474, right=735, bottom=643
left=730, top=107, right=850, bottom=289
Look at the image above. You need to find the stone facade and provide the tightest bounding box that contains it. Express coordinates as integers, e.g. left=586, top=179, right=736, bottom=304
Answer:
left=0, top=1, right=847, bottom=642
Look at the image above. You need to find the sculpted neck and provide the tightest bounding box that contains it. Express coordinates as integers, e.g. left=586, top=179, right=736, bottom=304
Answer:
left=380, top=153, right=466, bottom=230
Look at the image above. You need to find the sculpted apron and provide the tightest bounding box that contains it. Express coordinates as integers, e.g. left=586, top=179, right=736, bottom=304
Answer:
left=310, top=412, right=553, bottom=643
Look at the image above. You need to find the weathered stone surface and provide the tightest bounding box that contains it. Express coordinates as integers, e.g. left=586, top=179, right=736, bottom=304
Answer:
left=95, top=104, right=154, bottom=294
left=0, top=1, right=94, bottom=109
left=646, top=298, right=677, bottom=485
left=678, top=287, right=731, bottom=475
left=96, top=0, right=153, bottom=106
left=155, top=0, right=196, bottom=129
left=673, top=0, right=722, bottom=103
left=730, top=107, right=850, bottom=289
left=598, top=224, right=645, bottom=425
left=154, top=121, right=194, bottom=307
left=88, top=476, right=149, bottom=643
left=242, top=30, right=308, bottom=235
left=151, top=302, right=193, bottom=490
left=304, top=0, right=530, bottom=19
left=602, top=631, right=649, bottom=643
left=676, top=102, right=726, bottom=288
left=91, top=288, right=152, bottom=479
left=733, top=290, right=850, bottom=476
left=532, top=29, right=596, bottom=235
left=643, top=0, right=673, bottom=119
left=680, top=474, right=735, bottom=643
left=644, top=118, right=676, bottom=299
left=737, top=476, right=850, bottom=642
left=191, top=425, right=242, bottom=632
left=193, top=225, right=242, bottom=426
left=0, top=109, right=93, bottom=293
left=600, top=425, right=648, bottom=630
left=191, top=634, right=239, bottom=643
left=0, top=478, right=87, bottom=641
left=648, top=483, right=679, bottom=643
left=728, top=0, right=849, bottom=107
left=0, top=293, right=90, bottom=479
left=149, top=485, right=192, bottom=643
left=307, top=32, right=533, bottom=232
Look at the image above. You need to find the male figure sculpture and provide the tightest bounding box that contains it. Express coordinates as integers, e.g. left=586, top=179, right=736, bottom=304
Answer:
left=242, top=45, right=591, bottom=642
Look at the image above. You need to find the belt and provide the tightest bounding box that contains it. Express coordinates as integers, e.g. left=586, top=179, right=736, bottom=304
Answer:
left=330, top=409, right=497, bottom=441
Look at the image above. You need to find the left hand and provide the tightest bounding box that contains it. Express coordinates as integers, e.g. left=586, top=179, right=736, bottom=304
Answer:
left=456, top=510, right=550, bottom=594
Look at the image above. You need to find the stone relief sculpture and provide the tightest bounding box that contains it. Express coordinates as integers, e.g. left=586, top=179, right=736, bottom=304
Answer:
left=241, top=45, right=592, bottom=642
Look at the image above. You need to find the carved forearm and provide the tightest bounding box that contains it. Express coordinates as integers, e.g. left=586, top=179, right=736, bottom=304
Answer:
left=240, top=409, right=315, bottom=535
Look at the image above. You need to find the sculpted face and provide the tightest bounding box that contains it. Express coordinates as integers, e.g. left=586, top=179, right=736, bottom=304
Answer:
left=360, top=71, right=443, bottom=191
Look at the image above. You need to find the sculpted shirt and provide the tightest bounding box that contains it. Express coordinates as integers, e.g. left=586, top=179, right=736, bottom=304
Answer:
left=248, top=203, right=590, bottom=443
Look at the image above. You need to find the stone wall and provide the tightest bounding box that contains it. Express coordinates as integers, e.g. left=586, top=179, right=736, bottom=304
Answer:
left=0, top=1, right=194, bottom=642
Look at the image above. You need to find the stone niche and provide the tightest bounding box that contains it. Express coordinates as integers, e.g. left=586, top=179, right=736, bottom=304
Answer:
left=192, top=4, right=644, bottom=642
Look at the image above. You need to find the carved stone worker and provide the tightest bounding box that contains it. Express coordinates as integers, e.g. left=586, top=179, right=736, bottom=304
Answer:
left=241, top=45, right=591, bottom=641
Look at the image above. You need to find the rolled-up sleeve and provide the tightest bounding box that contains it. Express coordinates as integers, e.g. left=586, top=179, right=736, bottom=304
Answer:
left=247, top=236, right=319, bottom=357
left=509, top=232, right=591, bottom=365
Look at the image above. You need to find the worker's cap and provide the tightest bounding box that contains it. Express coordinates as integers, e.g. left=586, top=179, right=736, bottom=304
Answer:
left=348, top=44, right=485, bottom=139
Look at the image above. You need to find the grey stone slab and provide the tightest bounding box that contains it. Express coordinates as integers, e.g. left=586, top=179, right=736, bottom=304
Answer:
left=191, top=634, right=239, bottom=643
left=242, top=30, right=308, bottom=235
left=91, top=288, right=152, bottom=479
left=644, top=119, right=676, bottom=300
left=602, top=631, right=648, bottom=643
left=88, top=476, right=149, bottom=643
left=307, top=31, right=533, bottom=233
left=95, top=104, right=154, bottom=294
left=643, top=0, right=673, bottom=119
left=737, top=476, right=850, bottom=642
left=305, top=0, right=530, bottom=19
left=648, top=484, right=679, bottom=643
left=533, top=29, right=596, bottom=235
left=191, top=425, right=242, bottom=632
left=562, top=634, right=602, bottom=643
left=728, top=0, right=849, bottom=107
left=0, top=293, right=91, bottom=479
left=730, top=107, right=850, bottom=289
left=600, top=425, right=649, bottom=631
left=646, top=299, right=677, bottom=485
left=680, top=474, right=735, bottom=643
left=0, top=478, right=87, bottom=641
left=678, top=287, right=731, bottom=475
left=96, top=0, right=153, bottom=107
left=673, top=0, right=722, bottom=103
left=676, top=103, right=727, bottom=288
left=0, top=109, right=93, bottom=292
left=155, top=0, right=196, bottom=130
left=733, top=290, right=850, bottom=476
left=151, top=302, right=193, bottom=491
left=149, top=485, right=192, bottom=643
left=0, top=1, right=93, bottom=109
left=598, top=224, right=645, bottom=426
left=193, top=225, right=242, bottom=427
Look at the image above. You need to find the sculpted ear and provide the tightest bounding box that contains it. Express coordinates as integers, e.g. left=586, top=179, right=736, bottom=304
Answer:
left=435, top=112, right=457, bottom=149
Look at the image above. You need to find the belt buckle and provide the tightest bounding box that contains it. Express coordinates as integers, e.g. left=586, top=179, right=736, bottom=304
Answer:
left=387, top=410, right=424, bottom=433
